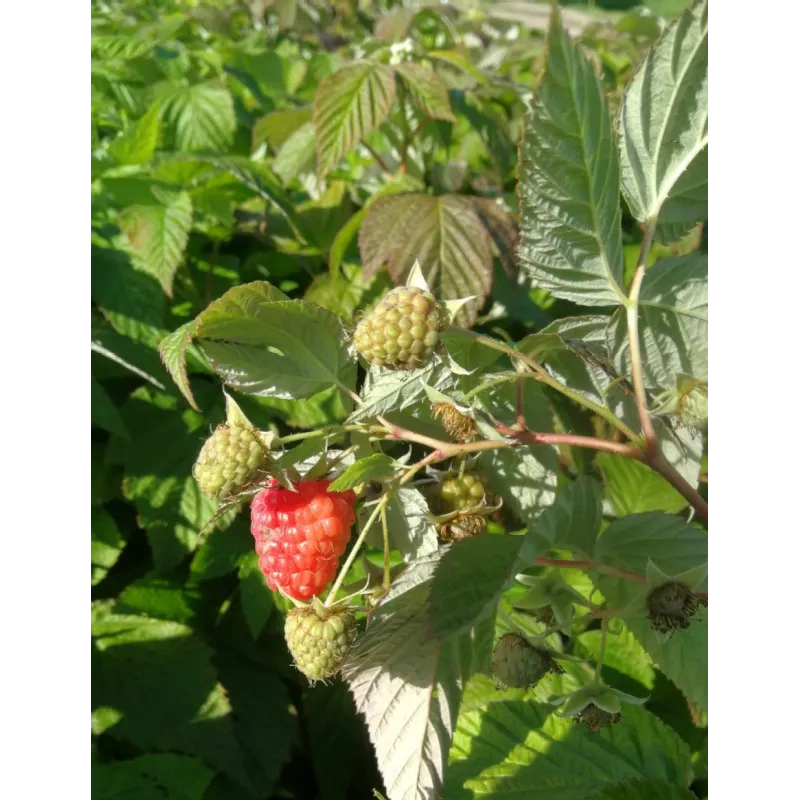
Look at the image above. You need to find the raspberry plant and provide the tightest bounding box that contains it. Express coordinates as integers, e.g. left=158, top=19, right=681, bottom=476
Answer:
left=92, top=2, right=707, bottom=798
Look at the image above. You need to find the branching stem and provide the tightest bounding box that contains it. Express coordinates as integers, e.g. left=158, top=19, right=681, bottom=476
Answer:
left=450, top=327, right=641, bottom=442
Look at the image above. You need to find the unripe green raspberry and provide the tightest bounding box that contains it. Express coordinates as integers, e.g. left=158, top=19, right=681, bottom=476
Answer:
left=491, top=633, right=563, bottom=689
left=284, top=607, right=357, bottom=683
left=438, top=473, right=489, bottom=512
left=432, top=402, right=476, bottom=442
left=353, top=286, right=449, bottom=370
left=576, top=703, right=621, bottom=733
left=193, top=423, right=267, bottom=500
left=434, top=472, right=494, bottom=541
left=646, top=581, right=699, bottom=634
left=678, top=382, right=708, bottom=431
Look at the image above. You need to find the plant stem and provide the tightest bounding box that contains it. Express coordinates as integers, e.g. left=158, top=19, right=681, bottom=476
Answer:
left=380, top=505, right=391, bottom=591
left=324, top=453, right=435, bottom=604
left=626, top=223, right=659, bottom=456
left=593, top=617, right=609, bottom=681
left=498, top=426, right=646, bottom=460
left=362, top=142, right=393, bottom=177
left=533, top=557, right=646, bottom=585
left=450, top=327, right=641, bottom=442
left=275, top=424, right=362, bottom=447
left=325, top=499, right=385, bottom=606
left=447, top=325, right=708, bottom=524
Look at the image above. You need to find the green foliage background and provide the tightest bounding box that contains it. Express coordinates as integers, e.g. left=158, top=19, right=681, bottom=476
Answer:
left=91, top=1, right=707, bottom=798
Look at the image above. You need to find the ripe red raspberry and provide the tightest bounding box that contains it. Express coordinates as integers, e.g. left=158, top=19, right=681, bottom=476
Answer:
left=250, top=480, right=356, bottom=601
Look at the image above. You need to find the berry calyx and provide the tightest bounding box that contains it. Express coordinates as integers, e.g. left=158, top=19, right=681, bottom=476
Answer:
left=678, top=381, right=708, bottom=431
left=353, top=286, right=449, bottom=371
left=251, top=480, right=357, bottom=601
left=193, top=423, right=268, bottom=500
left=284, top=605, right=357, bottom=683
left=432, top=402, right=476, bottom=442
left=491, top=633, right=563, bottom=689
left=575, top=703, right=621, bottom=733
left=646, top=581, right=700, bottom=634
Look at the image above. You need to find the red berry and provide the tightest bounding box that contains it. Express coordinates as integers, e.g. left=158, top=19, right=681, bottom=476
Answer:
left=250, top=480, right=357, bottom=601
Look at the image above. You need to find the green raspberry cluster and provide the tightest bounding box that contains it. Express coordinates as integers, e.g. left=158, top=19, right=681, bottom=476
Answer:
left=434, top=472, right=493, bottom=541
left=491, top=633, right=563, bottom=689
left=284, top=607, right=357, bottom=683
left=353, top=286, right=448, bottom=370
left=439, top=473, right=487, bottom=511
left=193, top=423, right=267, bottom=500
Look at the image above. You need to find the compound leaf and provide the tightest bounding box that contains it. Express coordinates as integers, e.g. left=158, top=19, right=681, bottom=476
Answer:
left=446, top=674, right=692, bottom=798
left=196, top=283, right=353, bottom=400
left=618, top=1, right=708, bottom=236
left=428, top=536, right=523, bottom=640
left=396, top=63, right=456, bottom=122
left=118, top=190, right=192, bottom=296
left=517, top=7, right=626, bottom=306
left=313, top=61, right=396, bottom=176
left=360, top=193, right=495, bottom=326
left=343, top=554, right=492, bottom=800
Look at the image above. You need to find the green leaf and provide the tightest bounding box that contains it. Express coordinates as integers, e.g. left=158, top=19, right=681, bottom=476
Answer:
left=92, top=508, right=125, bottom=586
left=158, top=321, right=199, bottom=410
left=579, top=625, right=656, bottom=691
left=396, top=63, right=456, bottom=121
left=343, top=553, right=493, bottom=800
left=196, top=283, right=353, bottom=400
left=595, top=512, right=707, bottom=577
left=329, top=454, right=397, bottom=491
left=215, top=658, right=297, bottom=795
left=304, top=682, right=380, bottom=800
left=117, top=577, right=199, bottom=624
left=252, top=106, right=312, bottom=152
left=597, top=452, right=687, bottom=516
left=305, top=263, right=391, bottom=323
left=428, top=536, right=522, bottom=639
left=313, top=61, right=396, bottom=176
left=93, top=754, right=215, bottom=800
left=607, top=255, right=708, bottom=390
left=588, top=779, right=696, bottom=800
left=427, top=50, right=490, bottom=86
left=360, top=193, right=496, bottom=326
left=349, top=358, right=453, bottom=423
left=158, top=82, right=237, bottom=153
left=605, top=583, right=708, bottom=714
left=273, top=121, right=316, bottom=183
left=110, top=387, right=222, bottom=570
left=517, top=7, right=626, bottom=306
left=118, top=190, right=192, bottom=295
left=191, top=521, right=253, bottom=582
left=382, top=486, right=439, bottom=561
left=92, top=377, right=129, bottom=437
left=238, top=552, right=275, bottom=639
left=533, top=477, right=603, bottom=557
left=92, top=608, right=247, bottom=785
left=328, top=210, right=367, bottom=278
left=446, top=674, right=692, bottom=799
left=92, top=244, right=168, bottom=350
left=618, top=1, right=708, bottom=233
left=108, top=102, right=161, bottom=166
